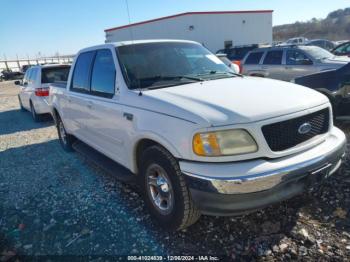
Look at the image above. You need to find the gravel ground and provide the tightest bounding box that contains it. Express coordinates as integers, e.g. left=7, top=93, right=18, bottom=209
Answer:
left=0, top=81, right=350, bottom=261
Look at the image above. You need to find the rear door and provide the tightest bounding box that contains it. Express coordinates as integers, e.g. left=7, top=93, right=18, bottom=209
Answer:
left=21, top=68, right=39, bottom=108
left=19, top=69, right=32, bottom=109
left=284, top=49, right=316, bottom=81
left=84, top=49, right=128, bottom=166
left=65, top=51, right=95, bottom=138
left=242, top=51, right=265, bottom=76
left=260, top=50, right=285, bottom=80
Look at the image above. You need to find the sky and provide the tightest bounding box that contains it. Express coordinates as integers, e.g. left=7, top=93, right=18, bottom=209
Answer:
left=0, top=0, right=349, bottom=59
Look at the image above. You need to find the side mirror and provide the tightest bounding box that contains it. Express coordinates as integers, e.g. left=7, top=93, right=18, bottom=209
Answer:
left=14, top=80, right=21, bottom=85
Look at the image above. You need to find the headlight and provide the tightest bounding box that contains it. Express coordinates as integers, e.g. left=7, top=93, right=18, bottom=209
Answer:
left=193, top=129, right=258, bottom=156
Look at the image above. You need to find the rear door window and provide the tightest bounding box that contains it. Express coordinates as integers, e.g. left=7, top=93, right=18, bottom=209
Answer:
left=30, top=68, right=38, bottom=84
left=263, top=51, right=283, bottom=65
left=71, top=51, right=95, bottom=93
left=23, top=69, right=31, bottom=84
left=245, top=52, right=264, bottom=64
left=90, top=49, right=116, bottom=98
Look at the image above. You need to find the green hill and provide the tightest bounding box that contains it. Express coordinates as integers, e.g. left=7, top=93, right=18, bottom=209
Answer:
left=273, top=7, right=350, bottom=41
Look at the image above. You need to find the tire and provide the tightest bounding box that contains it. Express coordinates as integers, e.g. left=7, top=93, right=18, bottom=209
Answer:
left=56, top=114, right=75, bottom=152
left=30, top=101, right=41, bottom=122
left=140, top=145, right=200, bottom=230
left=18, top=95, right=25, bottom=111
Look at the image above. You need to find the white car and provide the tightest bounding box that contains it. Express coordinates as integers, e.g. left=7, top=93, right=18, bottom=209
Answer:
left=284, top=37, right=309, bottom=45
left=50, top=40, right=346, bottom=230
left=17, top=64, right=70, bottom=121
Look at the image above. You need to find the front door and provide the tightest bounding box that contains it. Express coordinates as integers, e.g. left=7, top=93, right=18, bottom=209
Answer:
left=260, top=50, right=285, bottom=81
left=284, top=49, right=316, bottom=81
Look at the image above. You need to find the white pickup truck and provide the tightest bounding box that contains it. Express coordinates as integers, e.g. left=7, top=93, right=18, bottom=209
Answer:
left=50, top=40, right=346, bottom=230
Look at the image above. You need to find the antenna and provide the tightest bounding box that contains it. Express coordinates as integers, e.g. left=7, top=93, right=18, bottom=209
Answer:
left=125, top=0, right=134, bottom=44
left=124, top=0, right=142, bottom=96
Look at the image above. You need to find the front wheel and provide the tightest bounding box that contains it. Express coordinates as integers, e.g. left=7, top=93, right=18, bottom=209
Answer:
left=140, top=145, right=200, bottom=230
left=56, top=115, right=75, bottom=152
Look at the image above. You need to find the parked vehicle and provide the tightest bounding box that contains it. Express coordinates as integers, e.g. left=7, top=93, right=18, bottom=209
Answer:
left=306, top=39, right=335, bottom=51
left=16, top=64, right=70, bottom=121
left=50, top=40, right=346, bottom=230
left=216, top=44, right=258, bottom=61
left=216, top=54, right=240, bottom=73
left=285, top=37, right=309, bottom=45
left=216, top=44, right=263, bottom=72
left=21, top=65, right=31, bottom=73
left=1, top=69, right=24, bottom=81
left=242, top=45, right=350, bottom=81
left=294, top=63, right=350, bottom=118
left=334, top=40, right=349, bottom=46
left=332, top=41, right=350, bottom=57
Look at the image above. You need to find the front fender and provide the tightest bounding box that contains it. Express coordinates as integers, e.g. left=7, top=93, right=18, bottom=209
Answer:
left=130, top=132, right=183, bottom=174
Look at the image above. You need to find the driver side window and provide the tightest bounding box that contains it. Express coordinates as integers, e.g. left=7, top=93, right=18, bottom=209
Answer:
left=286, top=50, right=313, bottom=65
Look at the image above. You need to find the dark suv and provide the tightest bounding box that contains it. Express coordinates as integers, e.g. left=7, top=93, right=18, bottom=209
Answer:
left=216, top=45, right=258, bottom=62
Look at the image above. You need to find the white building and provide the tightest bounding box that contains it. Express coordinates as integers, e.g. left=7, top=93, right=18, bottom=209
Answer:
left=105, top=10, right=273, bottom=52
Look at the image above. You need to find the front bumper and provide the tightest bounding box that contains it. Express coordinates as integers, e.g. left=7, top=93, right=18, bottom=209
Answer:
left=180, top=127, right=347, bottom=216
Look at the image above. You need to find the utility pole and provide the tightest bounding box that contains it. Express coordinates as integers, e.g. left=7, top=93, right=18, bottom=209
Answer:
left=3, top=54, right=9, bottom=71
left=16, top=54, right=21, bottom=72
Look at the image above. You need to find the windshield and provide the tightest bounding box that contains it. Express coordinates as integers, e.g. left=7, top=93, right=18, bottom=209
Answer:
left=116, top=42, right=234, bottom=90
left=299, top=46, right=334, bottom=60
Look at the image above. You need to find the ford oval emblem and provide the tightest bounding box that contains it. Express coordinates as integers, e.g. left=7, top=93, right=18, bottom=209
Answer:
left=298, top=123, right=312, bottom=134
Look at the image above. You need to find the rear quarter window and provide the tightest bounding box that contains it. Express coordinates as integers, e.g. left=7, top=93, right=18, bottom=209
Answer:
left=245, top=52, right=264, bottom=64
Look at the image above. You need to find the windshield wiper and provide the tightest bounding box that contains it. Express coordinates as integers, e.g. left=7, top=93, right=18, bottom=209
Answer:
left=138, top=75, right=204, bottom=90
left=141, top=75, right=204, bottom=82
left=196, top=71, right=243, bottom=78
left=145, top=81, right=198, bottom=90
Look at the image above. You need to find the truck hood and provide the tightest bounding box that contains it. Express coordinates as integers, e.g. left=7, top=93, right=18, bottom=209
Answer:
left=144, top=77, right=329, bottom=127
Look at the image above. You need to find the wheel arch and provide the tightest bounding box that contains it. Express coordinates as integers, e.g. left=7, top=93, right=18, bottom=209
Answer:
left=132, top=136, right=182, bottom=174
left=51, top=107, right=60, bottom=125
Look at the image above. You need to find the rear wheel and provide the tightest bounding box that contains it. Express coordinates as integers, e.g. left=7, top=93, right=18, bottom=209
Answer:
left=140, top=145, right=200, bottom=230
left=30, top=101, right=40, bottom=122
left=56, top=115, right=75, bottom=152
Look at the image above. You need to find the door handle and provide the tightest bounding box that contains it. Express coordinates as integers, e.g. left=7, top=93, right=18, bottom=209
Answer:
left=123, top=112, right=133, bottom=121
left=87, top=101, right=93, bottom=109
left=261, top=66, right=268, bottom=70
